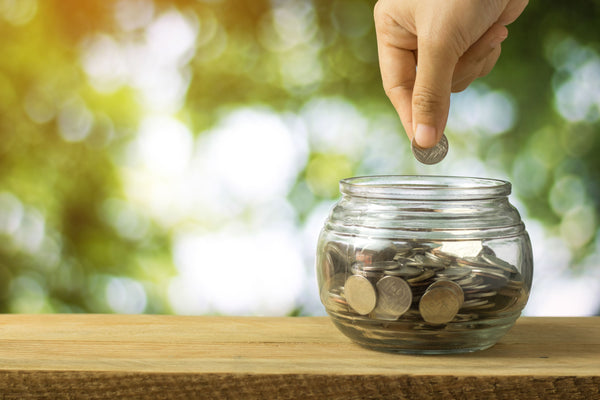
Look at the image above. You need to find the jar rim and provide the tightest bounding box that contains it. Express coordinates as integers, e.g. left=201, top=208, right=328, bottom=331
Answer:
left=339, top=175, right=511, bottom=200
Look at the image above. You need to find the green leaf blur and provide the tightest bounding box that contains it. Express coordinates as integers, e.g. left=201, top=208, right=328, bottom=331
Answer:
left=0, top=0, right=599, bottom=315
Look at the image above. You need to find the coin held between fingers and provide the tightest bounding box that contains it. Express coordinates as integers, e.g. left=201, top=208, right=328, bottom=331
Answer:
left=412, top=133, right=449, bottom=165
left=414, top=124, right=438, bottom=148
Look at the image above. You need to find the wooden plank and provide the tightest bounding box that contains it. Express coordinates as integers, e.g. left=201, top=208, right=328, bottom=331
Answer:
left=0, top=315, right=598, bottom=399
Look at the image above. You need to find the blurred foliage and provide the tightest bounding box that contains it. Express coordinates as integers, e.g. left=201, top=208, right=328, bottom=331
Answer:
left=0, top=0, right=599, bottom=314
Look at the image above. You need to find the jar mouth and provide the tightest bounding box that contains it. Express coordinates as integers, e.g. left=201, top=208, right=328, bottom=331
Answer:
left=339, top=175, right=511, bottom=200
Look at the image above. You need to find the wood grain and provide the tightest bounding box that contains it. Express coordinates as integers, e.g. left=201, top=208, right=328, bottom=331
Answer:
left=0, top=315, right=598, bottom=399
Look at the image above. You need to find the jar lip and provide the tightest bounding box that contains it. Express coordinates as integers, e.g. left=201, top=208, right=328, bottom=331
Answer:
left=339, top=175, right=511, bottom=200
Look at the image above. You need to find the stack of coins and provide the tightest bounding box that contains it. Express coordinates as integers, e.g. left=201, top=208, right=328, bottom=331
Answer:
left=320, top=239, right=527, bottom=327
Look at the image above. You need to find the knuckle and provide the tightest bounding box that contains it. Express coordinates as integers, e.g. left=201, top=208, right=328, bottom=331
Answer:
left=412, top=86, right=445, bottom=115
left=373, top=1, right=384, bottom=20
left=383, top=78, right=414, bottom=102
left=384, top=87, right=398, bottom=100
left=450, top=28, right=474, bottom=57
left=386, top=76, right=415, bottom=92
left=373, top=1, right=393, bottom=26
left=374, top=2, right=402, bottom=39
left=451, top=80, right=471, bottom=93
left=383, top=86, right=408, bottom=105
left=419, top=36, right=463, bottom=67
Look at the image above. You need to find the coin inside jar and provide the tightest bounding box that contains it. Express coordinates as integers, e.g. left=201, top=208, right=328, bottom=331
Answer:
left=325, top=238, right=525, bottom=327
left=344, top=275, right=377, bottom=315
left=419, top=286, right=461, bottom=325
left=372, top=276, right=412, bottom=320
left=411, top=133, right=449, bottom=165
left=426, top=280, right=464, bottom=307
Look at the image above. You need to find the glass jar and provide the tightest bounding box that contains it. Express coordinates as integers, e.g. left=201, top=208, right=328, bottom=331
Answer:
left=316, top=175, right=533, bottom=354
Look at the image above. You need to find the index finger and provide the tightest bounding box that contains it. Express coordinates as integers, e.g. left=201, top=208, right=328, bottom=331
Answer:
left=377, top=43, right=417, bottom=140
left=374, top=3, right=418, bottom=140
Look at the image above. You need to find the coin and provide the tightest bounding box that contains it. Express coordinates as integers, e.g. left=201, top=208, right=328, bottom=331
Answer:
left=372, top=276, right=412, bottom=320
left=427, top=280, right=464, bottom=307
left=419, top=286, right=461, bottom=324
left=407, top=269, right=435, bottom=283
left=479, top=252, right=518, bottom=273
left=363, top=261, right=400, bottom=271
left=321, top=286, right=349, bottom=313
left=321, top=272, right=348, bottom=303
left=351, top=261, right=397, bottom=279
left=322, top=237, right=527, bottom=328
left=384, top=265, right=423, bottom=278
left=345, top=275, right=377, bottom=315
left=437, top=240, right=483, bottom=258
left=391, top=241, right=414, bottom=255
left=437, top=266, right=472, bottom=281
left=422, top=252, right=449, bottom=268
left=411, top=133, right=449, bottom=165
left=322, top=252, right=335, bottom=286
left=461, top=298, right=489, bottom=308
left=467, top=290, right=497, bottom=298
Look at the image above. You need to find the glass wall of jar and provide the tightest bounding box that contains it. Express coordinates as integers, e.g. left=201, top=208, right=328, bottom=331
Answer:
left=316, top=175, right=533, bottom=354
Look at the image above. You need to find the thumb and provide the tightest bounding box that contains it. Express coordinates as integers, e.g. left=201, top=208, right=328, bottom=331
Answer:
left=411, top=42, right=456, bottom=148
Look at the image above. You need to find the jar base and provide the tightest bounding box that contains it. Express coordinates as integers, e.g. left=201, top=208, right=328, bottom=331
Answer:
left=330, top=311, right=519, bottom=355
left=357, top=343, right=495, bottom=355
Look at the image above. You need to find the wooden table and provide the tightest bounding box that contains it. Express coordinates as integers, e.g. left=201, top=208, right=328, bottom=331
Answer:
left=0, top=315, right=598, bottom=399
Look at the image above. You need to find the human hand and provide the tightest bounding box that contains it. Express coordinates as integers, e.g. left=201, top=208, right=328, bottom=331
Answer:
left=374, top=0, right=528, bottom=148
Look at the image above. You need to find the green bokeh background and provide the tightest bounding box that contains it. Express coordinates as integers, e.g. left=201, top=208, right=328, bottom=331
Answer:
left=0, top=0, right=599, bottom=315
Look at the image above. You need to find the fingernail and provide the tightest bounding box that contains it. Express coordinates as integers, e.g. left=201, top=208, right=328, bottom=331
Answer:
left=414, top=124, right=437, bottom=148
left=490, top=34, right=508, bottom=48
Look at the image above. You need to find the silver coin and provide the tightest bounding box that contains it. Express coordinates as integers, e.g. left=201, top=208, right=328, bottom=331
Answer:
left=456, top=275, right=483, bottom=287
left=411, top=134, right=448, bottom=164
left=422, top=252, right=449, bottom=268
left=326, top=237, right=527, bottom=329
left=472, top=271, right=509, bottom=288
left=320, top=273, right=346, bottom=305
left=372, top=276, right=412, bottom=320
left=325, top=242, right=347, bottom=269
left=363, top=261, right=400, bottom=271
left=405, top=254, right=428, bottom=266
left=407, top=269, right=435, bottom=284
left=321, top=286, right=349, bottom=313
left=461, top=298, right=489, bottom=308
left=462, top=283, right=490, bottom=293
left=392, top=255, right=413, bottom=265
left=468, top=301, right=496, bottom=310
left=418, top=286, right=461, bottom=324
left=437, top=240, right=483, bottom=259
left=458, top=256, right=490, bottom=269
left=350, top=262, right=364, bottom=276
left=436, top=266, right=471, bottom=281
left=505, top=279, right=524, bottom=290
left=384, top=265, right=423, bottom=278
left=466, top=290, right=497, bottom=299
left=321, top=252, right=335, bottom=285
left=479, top=252, right=518, bottom=273
left=345, top=275, right=377, bottom=315
left=479, top=245, right=497, bottom=257
left=426, top=280, right=464, bottom=307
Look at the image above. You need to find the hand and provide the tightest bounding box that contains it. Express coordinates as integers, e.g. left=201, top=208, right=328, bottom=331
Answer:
left=374, top=0, right=528, bottom=148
